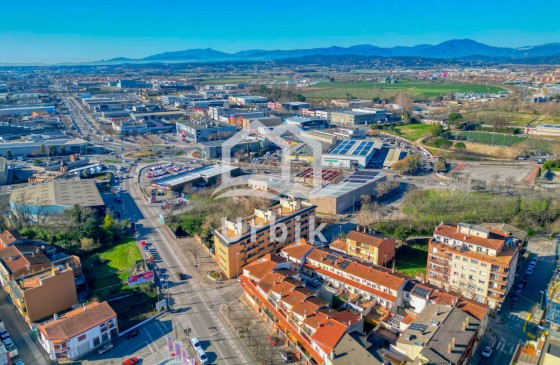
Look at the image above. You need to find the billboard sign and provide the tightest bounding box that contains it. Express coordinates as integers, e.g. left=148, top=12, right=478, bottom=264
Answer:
left=127, top=270, right=155, bottom=286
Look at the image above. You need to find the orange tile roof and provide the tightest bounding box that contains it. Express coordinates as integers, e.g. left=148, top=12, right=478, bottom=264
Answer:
left=240, top=275, right=324, bottom=364
left=257, top=271, right=291, bottom=294
left=39, top=302, right=116, bottom=342
left=243, top=259, right=278, bottom=281
left=0, top=230, right=23, bottom=248
left=270, top=281, right=298, bottom=298
left=303, top=311, right=329, bottom=330
left=328, top=239, right=347, bottom=253
left=281, top=239, right=313, bottom=261
left=434, top=224, right=506, bottom=250
left=430, top=289, right=461, bottom=305
left=0, top=245, right=51, bottom=277
left=347, top=230, right=392, bottom=247
left=310, top=318, right=348, bottom=354
left=456, top=297, right=488, bottom=321
left=429, top=239, right=517, bottom=267
left=280, top=291, right=308, bottom=308
left=315, top=267, right=397, bottom=303
left=329, top=310, right=361, bottom=327
left=307, top=248, right=405, bottom=291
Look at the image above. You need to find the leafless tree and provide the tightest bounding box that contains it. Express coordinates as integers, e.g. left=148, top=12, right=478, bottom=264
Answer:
left=184, top=238, right=203, bottom=266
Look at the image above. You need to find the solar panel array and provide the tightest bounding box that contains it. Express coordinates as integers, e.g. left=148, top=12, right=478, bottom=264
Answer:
left=339, top=260, right=351, bottom=269
left=351, top=141, right=375, bottom=156
left=409, top=323, right=428, bottom=332
left=388, top=314, right=404, bottom=327
left=343, top=169, right=380, bottom=183
left=329, top=140, right=356, bottom=155
left=326, top=254, right=339, bottom=263
left=411, top=286, right=431, bottom=298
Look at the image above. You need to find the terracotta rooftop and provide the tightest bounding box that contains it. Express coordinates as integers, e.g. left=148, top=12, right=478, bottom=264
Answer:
left=303, top=311, right=329, bottom=330
left=0, top=230, right=23, bottom=248
left=257, top=271, right=294, bottom=294
left=39, top=302, right=116, bottom=342
left=456, top=297, right=488, bottom=321
left=430, top=239, right=517, bottom=266
left=307, top=248, right=405, bottom=291
left=430, top=289, right=461, bottom=305
left=281, top=239, right=313, bottom=262
left=434, top=224, right=507, bottom=251
left=328, top=239, right=347, bottom=253
left=311, top=318, right=348, bottom=354
left=0, top=245, right=51, bottom=277
left=243, top=259, right=278, bottom=281
left=347, top=230, right=393, bottom=247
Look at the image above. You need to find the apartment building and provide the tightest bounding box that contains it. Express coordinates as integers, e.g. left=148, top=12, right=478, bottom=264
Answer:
left=38, top=301, right=118, bottom=360
left=391, top=303, right=481, bottom=365
left=329, top=229, right=395, bottom=267
left=240, top=255, right=363, bottom=365
left=426, top=223, right=520, bottom=309
left=279, top=240, right=406, bottom=311
left=213, top=198, right=317, bottom=278
left=6, top=265, right=78, bottom=322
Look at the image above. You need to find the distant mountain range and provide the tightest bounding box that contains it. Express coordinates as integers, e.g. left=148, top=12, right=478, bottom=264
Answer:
left=93, top=39, right=560, bottom=65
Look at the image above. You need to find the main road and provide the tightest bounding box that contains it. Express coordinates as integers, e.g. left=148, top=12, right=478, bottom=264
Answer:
left=117, top=165, right=256, bottom=365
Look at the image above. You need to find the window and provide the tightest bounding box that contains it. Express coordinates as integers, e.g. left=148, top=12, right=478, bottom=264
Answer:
left=463, top=257, right=468, bottom=262
left=432, top=248, right=438, bottom=253
left=77, top=334, right=86, bottom=342
left=480, top=271, right=486, bottom=276
left=481, top=263, right=487, bottom=267
left=471, top=259, right=478, bottom=264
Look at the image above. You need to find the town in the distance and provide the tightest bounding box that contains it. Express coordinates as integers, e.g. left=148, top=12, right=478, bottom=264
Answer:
left=0, top=43, right=559, bottom=365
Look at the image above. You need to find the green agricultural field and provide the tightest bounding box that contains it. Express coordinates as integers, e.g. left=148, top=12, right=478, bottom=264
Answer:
left=303, top=81, right=506, bottom=100
left=82, top=238, right=143, bottom=299
left=454, top=131, right=527, bottom=146
left=395, top=244, right=427, bottom=277
left=386, top=124, right=434, bottom=142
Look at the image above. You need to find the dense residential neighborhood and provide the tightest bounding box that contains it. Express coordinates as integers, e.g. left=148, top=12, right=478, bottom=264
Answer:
left=0, top=3, right=560, bottom=365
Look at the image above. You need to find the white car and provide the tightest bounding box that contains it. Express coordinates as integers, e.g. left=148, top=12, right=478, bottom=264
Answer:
left=481, top=346, right=492, bottom=358
left=190, top=337, right=202, bottom=351
left=439, top=182, right=448, bottom=186
left=196, top=348, right=209, bottom=365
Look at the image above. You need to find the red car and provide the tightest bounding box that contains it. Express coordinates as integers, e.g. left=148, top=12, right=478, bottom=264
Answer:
left=267, top=335, right=280, bottom=346
left=123, top=358, right=138, bottom=365
left=140, top=240, right=147, bottom=247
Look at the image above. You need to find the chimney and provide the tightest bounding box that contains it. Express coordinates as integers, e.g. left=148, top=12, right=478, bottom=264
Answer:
left=82, top=303, right=86, bottom=311
left=465, top=317, right=469, bottom=329
left=53, top=313, right=59, bottom=320
left=451, top=337, right=456, bottom=348
left=251, top=218, right=255, bottom=225
left=363, top=226, right=367, bottom=233
left=448, top=343, right=452, bottom=353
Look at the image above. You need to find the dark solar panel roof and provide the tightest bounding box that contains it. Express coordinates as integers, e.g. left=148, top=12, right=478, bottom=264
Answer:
left=339, top=260, right=351, bottom=269
left=411, top=286, right=431, bottom=298
left=409, top=323, right=428, bottom=332
left=326, top=254, right=339, bottom=263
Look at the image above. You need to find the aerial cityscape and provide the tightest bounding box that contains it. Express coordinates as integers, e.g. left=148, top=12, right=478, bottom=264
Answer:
left=0, top=1, right=560, bottom=365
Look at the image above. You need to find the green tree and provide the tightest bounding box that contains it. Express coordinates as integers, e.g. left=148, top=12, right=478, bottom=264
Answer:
left=50, top=145, right=58, bottom=156
left=5, top=150, right=12, bottom=159
left=447, top=112, right=463, bottom=128
left=453, top=142, right=467, bottom=150
left=393, top=155, right=421, bottom=174
left=102, top=214, right=115, bottom=231
left=40, top=144, right=46, bottom=156
left=60, top=145, right=66, bottom=155
left=435, top=158, right=447, bottom=172
left=429, top=124, right=444, bottom=137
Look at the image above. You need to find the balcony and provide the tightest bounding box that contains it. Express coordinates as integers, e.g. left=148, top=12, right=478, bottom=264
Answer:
left=429, top=265, right=450, bottom=276
left=429, top=256, right=450, bottom=268
left=487, top=286, right=506, bottom=295
left=431, top=251, right=452, bottom=261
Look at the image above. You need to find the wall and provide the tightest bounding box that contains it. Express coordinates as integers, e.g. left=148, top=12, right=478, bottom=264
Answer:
left=24, top=269, right=78, bottom=322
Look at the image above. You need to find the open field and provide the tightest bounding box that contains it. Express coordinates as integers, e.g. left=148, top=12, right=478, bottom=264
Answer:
left=461, top=110, right=560, bottom=127
left=303, top=81, right=506, bottom=100
left=386, top=123, right=433, bottom=141
left=82, top=238, right=142, bottom=299
left=455, top=131, right=527, bottom=146
left=395, top=244, right=427, bottom=277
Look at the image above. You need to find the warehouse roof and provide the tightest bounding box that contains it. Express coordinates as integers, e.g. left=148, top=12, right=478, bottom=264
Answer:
left=10, top=180, right=104, bottom=208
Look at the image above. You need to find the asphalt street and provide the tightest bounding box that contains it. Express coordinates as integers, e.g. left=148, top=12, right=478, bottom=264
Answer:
left=80, top=165, right=256, bottom=365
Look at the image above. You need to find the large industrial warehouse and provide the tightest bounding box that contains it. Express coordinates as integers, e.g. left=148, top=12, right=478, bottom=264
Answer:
left=321, top=139, right=382, bottom=169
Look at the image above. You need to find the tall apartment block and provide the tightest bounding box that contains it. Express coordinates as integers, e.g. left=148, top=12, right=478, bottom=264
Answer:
left=213, top=198, right=317, bottom=278
left=427, top=223, right=520, bottom=310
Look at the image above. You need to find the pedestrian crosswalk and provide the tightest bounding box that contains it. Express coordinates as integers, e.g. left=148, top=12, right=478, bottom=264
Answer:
left=507, top=313, right=526, bottom=330
left=147, top=247, right=162, bottom=263
left=495, top=340, right=516, bottom=355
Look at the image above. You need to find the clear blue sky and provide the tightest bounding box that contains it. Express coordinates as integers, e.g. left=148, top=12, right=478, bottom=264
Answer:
left=1, top=0, right=559, bottom=64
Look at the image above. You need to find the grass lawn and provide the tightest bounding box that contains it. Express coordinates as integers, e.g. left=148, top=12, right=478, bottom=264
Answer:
left=461, top=110, right=560, bottom=127
left=454, top=131, right=527, bottom=146
left=386, top=124, right=434, bottom=142
left=82, top=237, right=143, bottom=300
left=303, top=81, right=506, bottom=100
left=395, top=244, right=428, bottom=277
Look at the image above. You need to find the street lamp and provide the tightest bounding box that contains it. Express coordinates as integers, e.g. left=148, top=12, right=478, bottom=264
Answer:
left=540, top=291, right=544, bottom=309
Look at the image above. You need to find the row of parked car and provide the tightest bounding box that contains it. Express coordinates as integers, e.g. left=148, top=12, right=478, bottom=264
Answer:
left=0, top=321, right=20, bottom=362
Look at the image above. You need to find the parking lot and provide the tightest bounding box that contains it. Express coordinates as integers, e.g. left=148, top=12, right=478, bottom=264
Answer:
left=449, top=161, right=535, bottom=184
